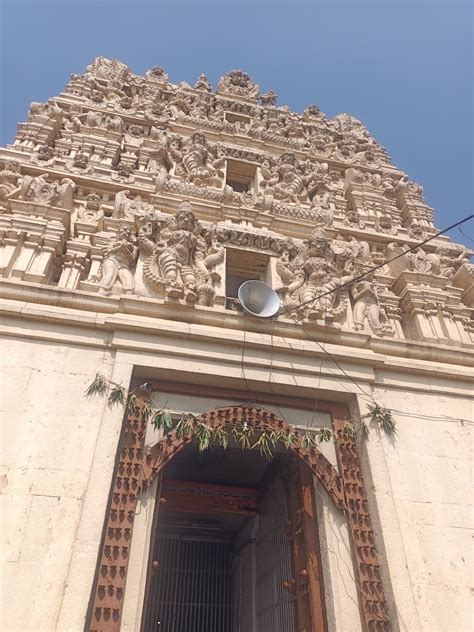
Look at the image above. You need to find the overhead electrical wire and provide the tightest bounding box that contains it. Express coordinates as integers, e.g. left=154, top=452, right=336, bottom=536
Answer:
left=458, top=225, right=474, bottom=244
left=238, top=213, right=474, bottom=427
left=288, top=312, right=474, bottom=426
left=278, top=213, right=474, bottom=424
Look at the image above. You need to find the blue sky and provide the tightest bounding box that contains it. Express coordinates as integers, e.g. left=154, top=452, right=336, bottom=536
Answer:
left=1, top=0, right=472, bottom=246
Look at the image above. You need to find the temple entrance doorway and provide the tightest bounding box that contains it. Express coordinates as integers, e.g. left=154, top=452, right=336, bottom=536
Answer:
left=141, top=441, right=324, bottom=632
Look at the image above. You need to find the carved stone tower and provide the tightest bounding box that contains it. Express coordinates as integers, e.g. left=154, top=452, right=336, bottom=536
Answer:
left=1, top=58, right=472, bottom=632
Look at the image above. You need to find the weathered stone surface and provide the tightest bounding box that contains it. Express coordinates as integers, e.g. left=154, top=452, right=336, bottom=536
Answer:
left=0, top=57, right=472, bottom=632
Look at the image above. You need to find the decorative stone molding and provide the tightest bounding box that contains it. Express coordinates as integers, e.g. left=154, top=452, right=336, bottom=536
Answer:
left=0, top=57, right=471, bottom=347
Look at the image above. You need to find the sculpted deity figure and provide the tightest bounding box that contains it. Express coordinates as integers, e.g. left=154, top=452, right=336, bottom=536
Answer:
left=29, top=101, right=64, bottom=126
left=78, top=193, right=103, bottom=223
left=146, top=147, right=169, bottom=177
left=344, top=203, right=366, bottom=229
left=438, top=247, right=469, bottom=279
left=189, top=93, right=216, bottom=119
left=111, top=162, right=135, bottom=183
left=277, top=229, right=350, bottom=322
left=67, top=147, right=93, bottom=174
left=194, top=74, right=212, bottom=92
left=64, top=105, right=85, bottom=132
left=309, top=181, right=337, bottom=227
left=407, top=219, right=425, bottom=240
left=302, top=105, right=323, bottom=123
left=351, top=272, right=384, bottom=334
left=308, top=128, right=335, bottom=158
left=283, top=119, right=308, bottom=147
left=146, top=66, right=169, bottom=82
left=216, top=70, right=260, bottom=100
left=32, top=144, right=56, bottom=166
left=406, top=248, right=440, bottom=275
left=261, top=153, right=311, bottom=203
left=85, top=111, right=122, bottom=132
left=0, top=160, right=21, bottom=201
left=95, top=226, right=138, bottom=296
left=167, top=93, right=191, bottom=120
left=124, top=125, right=145, bottom=147
left=170, top=131, right=225, bottom=187
left=374, top=213, right=399, bottom=235
left=259, top=90, right=277, bottom=107
left=139, top=202, right=224, bottom=305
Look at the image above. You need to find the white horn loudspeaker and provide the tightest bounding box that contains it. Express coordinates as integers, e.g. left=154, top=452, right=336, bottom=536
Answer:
left=237, top=280, right=280, bottom=318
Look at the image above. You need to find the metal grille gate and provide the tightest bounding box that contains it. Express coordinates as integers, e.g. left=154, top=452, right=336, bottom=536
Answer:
left=256, top=481, right=296, bottom=632
left=144, top=537, right=233, bottom=632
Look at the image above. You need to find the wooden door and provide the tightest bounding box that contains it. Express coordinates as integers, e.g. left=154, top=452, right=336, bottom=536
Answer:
left=284, top=458, right=327, bottom=632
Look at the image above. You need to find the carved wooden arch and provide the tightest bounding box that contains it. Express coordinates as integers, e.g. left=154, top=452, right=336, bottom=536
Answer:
left=140, top=405, right=345, bottom=508
left=87, top=399, right=390, bottom=632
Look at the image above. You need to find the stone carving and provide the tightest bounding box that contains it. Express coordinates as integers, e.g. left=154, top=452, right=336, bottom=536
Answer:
left=86, top=57, right=131, bottom=82
left=113, top=190, right=155, bottom=220
left=146, top=66, right=169, bottom=82
left=93, top=226, right=138, bottom=295
left=143, top=93, right=171, bottom=123
left=111, top=162, right=135, bottom=183
left=344, top=205, right=366, bottom=229
left=261, top=153, right=321, bottom=203
left=189, top=92, right=217, bottom=120
left=215, top=226, right=293, bottom=255
left=18, top=174, right=75, bottom=210
left=276, top=229, right=350, bottom=322
left=309, top=181, right=338, bottom=227
left=382, top=175, right=409, bottom=198
left=0, top=160, right=21, bottom=201
left=66, top=147, right=94, bottom=174
left=194, top=74, right=212, bottom=92
left=217, top=70, right=260, bottom=100
left=77, top=193, right=103, bottom=223
left=85, top=111, right=122, bottom=133
left=351, top=272, right=391, bottom=335
left=332, top=236, right=371, bottom=272
left=282, top=118, right=308, bottom=147
left=303, top=104, right=322, bottom=120
left=89, top=89, right=105, bottom=106
left=2, top=58, right=472, bottom=344
left=63, top=105, right=85, bottom=132
left=168, top=131, right=225, bottom=187
left=309, top=128, right=336, bottom=158
left=259, top=90, right=277, bottom=107
left=31, top=144, right=56, bottom=167
left=406, top=248, right=440, bottom=275
left=438, top=247, right=470, bottom=279
left=28, top=101, right=64, bottom=126
left=138, top=202, right=224, bottom=305
left=406, top=219, right=426, bottom=240
left=374, top=213, right=399, bottom=235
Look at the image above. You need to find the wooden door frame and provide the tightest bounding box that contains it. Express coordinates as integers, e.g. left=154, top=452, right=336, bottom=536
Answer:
left=85, top=382, right=391, bottom=632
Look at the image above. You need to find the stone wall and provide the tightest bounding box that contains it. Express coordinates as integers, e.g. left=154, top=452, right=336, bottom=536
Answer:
left=0, top=308, right=472, bottom=631
left=1, top=56, right=473, bottom=632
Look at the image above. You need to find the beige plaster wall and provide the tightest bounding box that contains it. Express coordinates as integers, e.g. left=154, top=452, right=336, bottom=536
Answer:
left=361, top=387, right=473, bottom=632
left=0, top=308, right=472, bottom=632
left=0, top=334, right=130, bottom=632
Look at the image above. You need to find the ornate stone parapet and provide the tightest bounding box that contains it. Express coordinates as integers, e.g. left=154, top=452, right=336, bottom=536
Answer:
left=452, top=262, right=474, bottom=307
left=0, top=210, right=67, bottom=284
left=57, top=240, right=91, bottom=289
left=395, top=272, right=471, bottom=344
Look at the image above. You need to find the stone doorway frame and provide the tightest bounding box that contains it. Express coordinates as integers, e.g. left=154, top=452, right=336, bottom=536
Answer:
left=86, top=394, right=391, bottom=632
